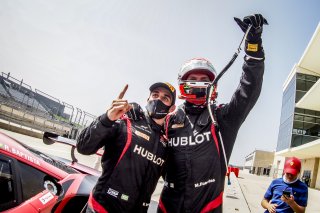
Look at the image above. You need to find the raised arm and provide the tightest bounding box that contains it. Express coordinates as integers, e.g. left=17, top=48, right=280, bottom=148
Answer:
left=76, top=84, right=132, bottom=155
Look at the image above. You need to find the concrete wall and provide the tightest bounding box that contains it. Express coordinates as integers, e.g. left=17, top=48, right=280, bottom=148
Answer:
left=244, top=152, right=255, bottom=174
left=244, top=159, right=254, bottom=169
left=253, top=150, right=274, bottom=168
left=313, top=158, right=319, bottom=189
left=271, top=156, right=286, bottom=178
left=250, top=150, right=274, bottom=175
left=244, top=150, right=274, bottom=175
left=316, top=160, right=320, bottom=189
left=0, top=120, right=43, bottom=139
left=0, top=104, right=71, bottom=135
left=302, top=158, right=319, bottom=189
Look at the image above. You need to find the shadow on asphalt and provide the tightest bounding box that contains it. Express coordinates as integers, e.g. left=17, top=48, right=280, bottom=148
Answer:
left=226, top=195, right=239, bottom=199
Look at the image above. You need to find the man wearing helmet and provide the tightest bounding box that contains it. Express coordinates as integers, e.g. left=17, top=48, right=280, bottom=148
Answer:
left=178, top=58, right=218, bottom=105
left=158, top=14, right=267, bottom=213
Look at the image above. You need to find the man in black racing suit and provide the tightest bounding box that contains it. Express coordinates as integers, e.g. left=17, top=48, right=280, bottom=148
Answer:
left=76, top=82, right=176, bottom=213
left=158, top=14, right=267, bottom=213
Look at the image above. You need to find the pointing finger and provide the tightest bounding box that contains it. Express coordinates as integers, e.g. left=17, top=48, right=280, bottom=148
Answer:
left=118, top=84, right=128, bottom=99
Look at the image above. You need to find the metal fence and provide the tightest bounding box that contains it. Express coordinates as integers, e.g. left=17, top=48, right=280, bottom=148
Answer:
left=0, top=72, right=96, bottom=139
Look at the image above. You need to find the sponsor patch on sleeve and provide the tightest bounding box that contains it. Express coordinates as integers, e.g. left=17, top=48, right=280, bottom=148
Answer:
left=247, top=43, right=258, bottom=52
left=121, top=194, right=129, bottom=201
left=107, top=188, right=119, bottom=198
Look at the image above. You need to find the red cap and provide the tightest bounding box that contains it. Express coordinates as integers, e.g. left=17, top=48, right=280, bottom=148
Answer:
left=284, top=157, right=301, bottom=175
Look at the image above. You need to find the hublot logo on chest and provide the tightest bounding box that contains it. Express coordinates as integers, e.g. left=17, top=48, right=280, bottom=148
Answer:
left=133, top=144, right=165, bottom=166
left=168, top=131, right=211, bottom=147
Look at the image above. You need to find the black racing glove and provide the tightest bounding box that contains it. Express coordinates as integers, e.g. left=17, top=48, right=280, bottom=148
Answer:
left=126, top=102, right=145, bottom=121
left=234, top=14, right=268, bottom=59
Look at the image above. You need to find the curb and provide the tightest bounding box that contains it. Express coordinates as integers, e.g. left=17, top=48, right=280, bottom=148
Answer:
left=223, top=173, right=251, bottom=213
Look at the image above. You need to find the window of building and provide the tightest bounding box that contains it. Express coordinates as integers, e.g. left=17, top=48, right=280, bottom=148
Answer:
left=293, top=118, right=303, bottom=130
left=306, top=81, right=315, bottom=91
left=277, top=76, right=296, bottom=152
left=294, top=114, right=304, bottom=121
left=296, top=108, right=320, bottom=118
left=295, top=108, right=304, bottom=114
left=295, top=91, right=306, bottom=103
left=292, top=108, right=320, bottom=147
left=305, top=109, right=316, bottom=116
left=277, top=116, right=294, bottom=151
left=305, top=75, right=318, bottom=81
left=295, top=73, right=319, bottom=103
left=291, top=134, right=319, bottom=147
left=296, top=79, right=306, bottom=91
left=304, top=116, right=316, bottom=123
left=296, top=73, right=305, bottom=80
left=291, top=134, right=302, bottom=147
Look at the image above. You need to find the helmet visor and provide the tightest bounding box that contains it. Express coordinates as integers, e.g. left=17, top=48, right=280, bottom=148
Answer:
left=180, top=81, right=210, bottom=98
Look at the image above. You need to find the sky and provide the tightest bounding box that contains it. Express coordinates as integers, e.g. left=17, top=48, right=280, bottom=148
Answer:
left=0, top=0, right=319, bottom=165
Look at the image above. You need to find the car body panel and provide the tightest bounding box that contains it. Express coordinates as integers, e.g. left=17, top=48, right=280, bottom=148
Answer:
left=0, top=131, right=99, bottom=212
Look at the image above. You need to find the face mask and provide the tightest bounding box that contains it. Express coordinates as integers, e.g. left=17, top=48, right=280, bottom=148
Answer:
left=283, top=175, right=299, bottom=184
left=146, top=99, right=171, bottom=119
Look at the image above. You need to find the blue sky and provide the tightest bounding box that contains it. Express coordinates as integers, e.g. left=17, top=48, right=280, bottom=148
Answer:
left=0, top=0, right=319, bottom=165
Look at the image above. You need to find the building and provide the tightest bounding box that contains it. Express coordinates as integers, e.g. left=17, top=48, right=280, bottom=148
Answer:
left=274, top=23, right=320, bottom=189
left=244, top=150, right=275, bottom=176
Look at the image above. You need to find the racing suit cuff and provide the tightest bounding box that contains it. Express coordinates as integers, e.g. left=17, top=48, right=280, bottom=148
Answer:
left=244, top=55, right=265, bottom=61
left=244, top=55, right=265, bottom=63
left=99, top=113, right=115, bottom=127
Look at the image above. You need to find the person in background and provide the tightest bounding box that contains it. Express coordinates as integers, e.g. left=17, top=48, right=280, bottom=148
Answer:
left=261, top=157, right=308, bottom=213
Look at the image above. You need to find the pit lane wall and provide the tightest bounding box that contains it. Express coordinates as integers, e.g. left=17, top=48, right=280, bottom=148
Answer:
left=0, top=118, right=43, bottom=138
left=0, top=104, right=71, bottom=138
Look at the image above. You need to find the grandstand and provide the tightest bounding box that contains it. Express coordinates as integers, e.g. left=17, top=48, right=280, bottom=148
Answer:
left=0, top=72, right=96, bottom=138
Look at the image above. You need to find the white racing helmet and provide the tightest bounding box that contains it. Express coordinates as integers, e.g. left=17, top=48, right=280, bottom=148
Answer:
left=178, top=58, right=218, bottom=105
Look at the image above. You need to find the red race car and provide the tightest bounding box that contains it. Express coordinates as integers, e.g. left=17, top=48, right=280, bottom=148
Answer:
left=0, top=131, right=101, bottom=213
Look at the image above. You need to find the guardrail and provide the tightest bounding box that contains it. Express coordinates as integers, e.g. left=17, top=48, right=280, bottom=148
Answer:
left=0, top=72, right=97, bottom=139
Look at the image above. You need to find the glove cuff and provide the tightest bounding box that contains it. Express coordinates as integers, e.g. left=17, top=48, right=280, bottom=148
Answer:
left=244, top=39, right=264, bottom=59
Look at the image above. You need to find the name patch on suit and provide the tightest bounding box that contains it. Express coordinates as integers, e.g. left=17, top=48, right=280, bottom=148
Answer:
left=172, top=123, right=184, bottom=128
left=134, top=129, right=150, bottom=141
left=107, top=188, right=119, bottom=198
left=194, top=178, right=216, bottom=188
